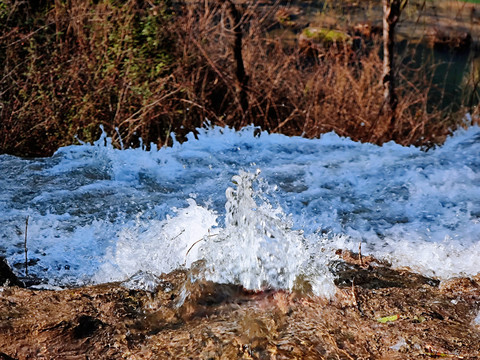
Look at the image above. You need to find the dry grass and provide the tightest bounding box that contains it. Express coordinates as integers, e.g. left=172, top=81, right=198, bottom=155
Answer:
left=0, top=0, right=477, bottom=157
left=174, top=0, right=468, bottom=147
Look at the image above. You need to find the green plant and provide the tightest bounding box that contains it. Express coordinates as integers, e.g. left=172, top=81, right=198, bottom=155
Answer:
left=301, top=27, right=352, bottom=47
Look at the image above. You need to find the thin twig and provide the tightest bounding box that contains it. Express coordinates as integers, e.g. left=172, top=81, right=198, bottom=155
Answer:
left=119, top=87, right=182, bottom=127
left=6, top=23, right=55, bottom=47
left=358, top=242, right=363, bottom=267
left=184, top=233, right=218, bottom=263
left=351, top=278, right=357, bottom=305
left=171, top=229, right=185, bottom=241
left=185, top=238, right=205, bottom=260
left=351, top=278, right=364, bottom=316
left=24, top=216, right=29, bottom=277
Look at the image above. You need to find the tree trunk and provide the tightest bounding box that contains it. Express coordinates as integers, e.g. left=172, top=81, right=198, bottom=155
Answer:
left=219, top=0, right=249, bottom=116
left=382, top=0, right=407, bottom=129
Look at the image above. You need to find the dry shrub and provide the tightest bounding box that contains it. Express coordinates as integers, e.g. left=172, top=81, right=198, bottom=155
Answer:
left=174, top=1, right=466, bottom=147
left=0, top=0, right=475, bottom=157
left=0, top=0, right=177, bottom=156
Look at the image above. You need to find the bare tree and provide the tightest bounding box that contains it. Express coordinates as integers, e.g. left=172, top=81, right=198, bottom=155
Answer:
left=382, top=0, right=408, bottom=129
left=218, top=0, right=249, bottom=116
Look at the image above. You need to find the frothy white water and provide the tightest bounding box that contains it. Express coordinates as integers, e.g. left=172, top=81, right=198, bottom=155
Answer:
left=198, top=170, right=336, bottom=297
left=94, top=170, right=337, bottom=296
left=93, top=198, right=218, bottom=284
left=1, top=125, right=480, bottom=296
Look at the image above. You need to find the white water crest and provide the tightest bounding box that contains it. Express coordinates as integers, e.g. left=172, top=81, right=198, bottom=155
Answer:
left=1, top=125, right=480, bottom=296
left=197, top=170, right=336, bottom=297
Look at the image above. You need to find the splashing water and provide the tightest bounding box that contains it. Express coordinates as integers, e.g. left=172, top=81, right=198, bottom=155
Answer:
left=201, top=170, right=305, bottom=290
left=198, top=170, right=335, bottom=296
left=1, top=125, right=480, bottom=297
left=93, top=198, right=218, bottom=284
left=95, top=170, right=337, bottom=296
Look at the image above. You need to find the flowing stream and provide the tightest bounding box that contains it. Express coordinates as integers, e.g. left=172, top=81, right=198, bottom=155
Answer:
left=1, top=125, right=480, bottom=297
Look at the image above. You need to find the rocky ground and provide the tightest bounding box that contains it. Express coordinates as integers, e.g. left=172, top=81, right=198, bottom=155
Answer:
left=1, top=252, right=480, bottom=359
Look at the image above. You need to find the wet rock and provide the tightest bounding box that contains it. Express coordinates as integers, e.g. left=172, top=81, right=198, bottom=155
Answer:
left=330, top=259, right=440, bottom=289
left=0, top=353, right=17, bottom=360
left=0, top=257, right=24, bottom=287
left=440, top=277, right=480, bottom=294
left=179, top=278, right=248, bottom=319
left=73, top=315, right=104, bottom=339
left=299, top=26, right=352, bottom=57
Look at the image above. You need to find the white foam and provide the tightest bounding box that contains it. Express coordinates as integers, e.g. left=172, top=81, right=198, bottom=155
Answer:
left=197, top=170, right=336, bottom=296
left=1, top=125, right=480, bottom=296
left=93, top=199, right=218, bottom=283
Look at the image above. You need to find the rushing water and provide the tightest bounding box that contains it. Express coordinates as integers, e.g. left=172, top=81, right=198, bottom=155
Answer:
left=1, top=125, right=480, bottom=296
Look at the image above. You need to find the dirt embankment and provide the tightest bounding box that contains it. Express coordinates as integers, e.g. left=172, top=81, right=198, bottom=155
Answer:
left=1, top=252, right=480, bottom=359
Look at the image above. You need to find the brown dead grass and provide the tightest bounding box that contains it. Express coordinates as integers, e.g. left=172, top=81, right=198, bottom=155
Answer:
left=172, top=0, right=471, bottom=148
left=1, top=254, right=480, bottom=359
left=0, top=0, right=477, bottom=157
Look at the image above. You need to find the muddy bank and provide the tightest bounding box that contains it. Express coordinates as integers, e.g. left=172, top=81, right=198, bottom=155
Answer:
left=273, top=0, right=480, bottom=46
left=1, top=252, right=480, bottom=359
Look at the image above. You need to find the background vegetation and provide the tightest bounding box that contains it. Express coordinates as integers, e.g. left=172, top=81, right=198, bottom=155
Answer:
left=0, top=0, right=478, bottom=157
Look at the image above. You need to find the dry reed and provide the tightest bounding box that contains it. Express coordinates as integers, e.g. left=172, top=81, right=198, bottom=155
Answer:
left=0, top=0, right=476, bottom=157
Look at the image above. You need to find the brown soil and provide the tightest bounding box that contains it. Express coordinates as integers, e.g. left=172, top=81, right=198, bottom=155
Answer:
left=1, top=252, right=480, bottom=359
